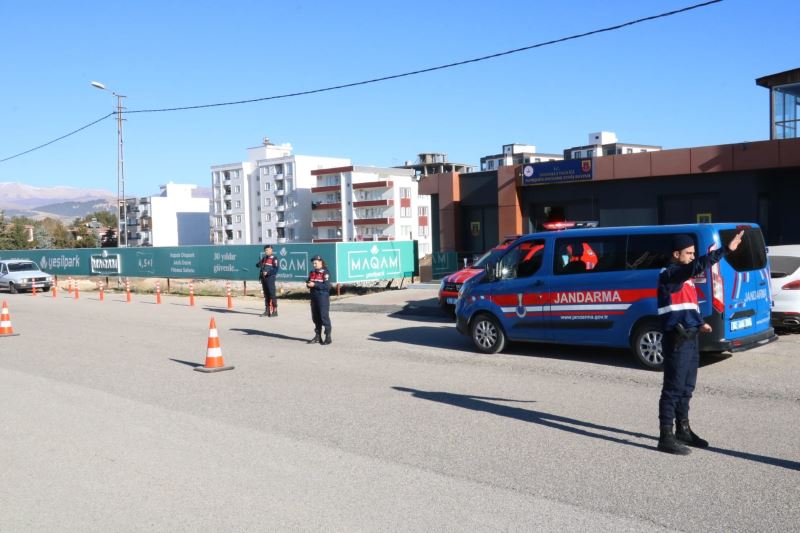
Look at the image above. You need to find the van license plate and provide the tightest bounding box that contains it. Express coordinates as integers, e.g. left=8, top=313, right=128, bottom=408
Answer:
left=730, top=317, right=753, bottom=331
left=446, top=298, right=457, bottom=305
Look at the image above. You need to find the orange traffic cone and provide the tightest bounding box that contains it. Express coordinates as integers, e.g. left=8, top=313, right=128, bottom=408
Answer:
left=226, top=281, right=233, bottom=310
left=194, top=317, right=234, bottom=373
left=156, top=280, right=162, bottom=304
left=189, top=282, right=195, bottom=307
left=31, top=283, right=37, bottom=296
left=68, top=277, right=73, bottom=295
left=0, top=300, right=19, bottom=337
left=52, top=282, right=57, bottom=298
left=74, top=283, right=80, bottom=300
left=126, top=279, right=132, bottom=303
left=99, top=281, right=105, bottom=302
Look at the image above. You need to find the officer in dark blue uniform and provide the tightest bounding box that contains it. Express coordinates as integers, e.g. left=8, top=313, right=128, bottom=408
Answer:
left=306, top=255, right=332, bottom=345
left=256, top=245, right=280, bottom=317
left=656, top=230, right=743, bottom=455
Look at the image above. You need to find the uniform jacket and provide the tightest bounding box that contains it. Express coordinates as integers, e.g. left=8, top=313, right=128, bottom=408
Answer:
left=257, top=255, right=279, bottom=278
left=658, top=247, right=727, bottom=332
left=307, top=268, right=331, bottom=294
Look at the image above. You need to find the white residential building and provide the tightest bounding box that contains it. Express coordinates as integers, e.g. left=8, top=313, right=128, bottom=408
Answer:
left=210, top=138, right=350, bottom=244
left=310, top=166, right=433, bottom=256
left=125, top=183, right=210, bottom=247
left=480, top=143, right=563, bottom=171
left=563, top=131, right=662, bottom=159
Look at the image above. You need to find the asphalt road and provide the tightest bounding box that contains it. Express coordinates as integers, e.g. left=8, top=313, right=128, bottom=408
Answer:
left=1, top=287, right=798, bottom=532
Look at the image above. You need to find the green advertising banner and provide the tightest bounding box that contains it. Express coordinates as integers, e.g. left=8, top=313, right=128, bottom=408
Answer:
left=0, top=241, right=419, bottom=283
left=334, top=241, right=417, bottom=283
left=431, top=251, right=458, bottom=278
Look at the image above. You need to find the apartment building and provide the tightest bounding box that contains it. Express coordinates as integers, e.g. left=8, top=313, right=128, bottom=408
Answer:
left=563, top=131, right=661, bottom=160
left=210, top=138, right=350, bottom=244
left=125, top=183, right=210, bottom=247
left=480, top=143, right=563, bottom=171
left=310, top=166, right=433, bottom=256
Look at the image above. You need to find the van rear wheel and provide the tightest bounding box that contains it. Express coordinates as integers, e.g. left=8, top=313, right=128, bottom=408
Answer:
left=471, top=314, right=506, bottom=354
left=631, top=321, right=664, bottom=370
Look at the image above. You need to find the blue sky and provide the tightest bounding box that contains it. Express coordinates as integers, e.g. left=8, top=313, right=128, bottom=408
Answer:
left=0, top=0, right=796, bottom=196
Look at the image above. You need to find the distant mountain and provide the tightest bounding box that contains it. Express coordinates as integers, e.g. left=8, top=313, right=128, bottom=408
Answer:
left=2, top=199, right=115, bottom=221
left=0, top=182, right=114, bottom=210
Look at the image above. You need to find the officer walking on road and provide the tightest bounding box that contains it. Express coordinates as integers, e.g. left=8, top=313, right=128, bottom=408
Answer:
left=256, top=245, right=279, bottom=317
left=656, top=229, right=744, bottom=455
left=306, top=255, right=332, bottom=345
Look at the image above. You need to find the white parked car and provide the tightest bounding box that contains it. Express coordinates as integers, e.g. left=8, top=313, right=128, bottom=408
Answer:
left=768, top=245, right=800, bottom=331
left=0, top=259, right=54, bottom=294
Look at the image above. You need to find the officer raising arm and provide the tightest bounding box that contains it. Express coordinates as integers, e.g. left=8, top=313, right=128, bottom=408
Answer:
left=306, top=255, right=332, bottom=345
left=656, top=229, right=743, bottom=455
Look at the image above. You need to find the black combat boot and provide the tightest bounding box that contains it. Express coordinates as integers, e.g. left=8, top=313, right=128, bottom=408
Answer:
left=322, top=333, right=332, bottom=345
left=260, top=309, right=269, bottom=317
left=657, top=425, right=691, bottom=455
left=271, top=309, right=278, bottom=317
left=307, top=333, right=321, bottom=344
left=676, top=419, right=709, bottom=448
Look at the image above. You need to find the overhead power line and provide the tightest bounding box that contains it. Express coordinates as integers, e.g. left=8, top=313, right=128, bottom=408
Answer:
left=0, top=0, right=722, bottom=164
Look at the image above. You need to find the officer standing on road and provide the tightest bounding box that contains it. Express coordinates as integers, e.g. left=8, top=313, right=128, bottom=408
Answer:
left=656, top=229, right=744, bottom=455
left=306, top=255, right=332, bottom=345
left=256, top=245, right=279, bottom=317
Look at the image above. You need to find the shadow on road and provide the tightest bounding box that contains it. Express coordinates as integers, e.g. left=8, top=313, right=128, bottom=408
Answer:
left=169, top=358, right=203, bottom=368
left=394, top=386, right=800, bottom=471
left=370, top=326, right=731, bottom=371
left=393, top=386, right=654, bottom=449
left=203, top=306, right=261, bottom=316
left=230, top=328, right=309, bottom=343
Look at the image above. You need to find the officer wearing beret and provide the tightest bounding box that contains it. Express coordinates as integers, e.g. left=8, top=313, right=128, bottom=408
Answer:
left=306, top=255, right=332, bottom=345
left=256, top=245, right=280, bottom=317
left=656, top=230, right=743, bottom=455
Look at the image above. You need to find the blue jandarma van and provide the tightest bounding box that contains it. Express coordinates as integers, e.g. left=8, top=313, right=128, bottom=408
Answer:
left=455, top=223, right=777, bottom=369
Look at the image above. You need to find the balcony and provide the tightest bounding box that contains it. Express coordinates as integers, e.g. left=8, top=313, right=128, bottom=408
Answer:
left=223, top=176, right=232, bottom=185
left=312, top=220, right=341, bottom=228
left=274, top=188, right=285, bottom=196
left=223, top=193, right=232, bottom=201
left=353, top=217, right=393, bottom=225
left=224, top=208, right=233, bottom=215
left=311, top=184, right=340, bottom=193
left=225, top=223, right=234, bottom=230
left=352, top=180, right=393, bottom=190
left=274, top=173, right=284, bottom=181
left=276, top=221, right=286, bottom=228
left=353, top=199, right=393, bottom=208
left=275, top=204, right=286, bottom=212
left=312, top=201, right=341, bottom=210
left=277, top=237, right=287, bottom=243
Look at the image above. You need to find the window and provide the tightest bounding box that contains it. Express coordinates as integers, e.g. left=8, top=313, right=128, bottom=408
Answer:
left=626, top=234, right=687, bottom=270
left=236, top=230, right=243, bottom=239
left=497, top=240, right=546, bottom=279
left=235, top=215, right=242, bottom=223
left=233, top=185, right=241, bottom=193
left=401, top=207, right=412, bottom=217
left=719, top=228, right=767, bottom=271
left=418, top=226, right=429, bottom=237
left=418, top=206, right=428, bottom=216
left=267, top=229, right=272, bottom=238
left=554, top=236, right=626, bottom=275
left=400, top=225, right=412, bottom=238
left=587, top=150, right=594, bottom=158
left=235, top=200, right=241, bottom=208
left=572, top=151, right=581, bottom=159
left=264, top=198, right=271, bottom=206
left=288, top=228, right=295, bottom=240
left=400, top=187, right=411, bottom=198
left=265, top=182, right=271, bottom=191
left=266, top=213, right=271, bottom=222
left=286, top=162, right=294, bottom=176
left=626, top=148, right=634, bottom=154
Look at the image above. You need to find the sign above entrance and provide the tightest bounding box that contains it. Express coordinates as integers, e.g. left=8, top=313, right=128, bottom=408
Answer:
left=522, top=159, right=593, bottom=186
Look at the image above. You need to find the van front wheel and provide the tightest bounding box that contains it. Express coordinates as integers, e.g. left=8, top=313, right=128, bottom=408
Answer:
left=631, top=322, right=664, bottom=370
left=471, top=314, right=506, bottom=354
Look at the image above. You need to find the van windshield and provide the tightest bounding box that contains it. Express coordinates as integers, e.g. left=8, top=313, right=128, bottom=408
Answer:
left=473, top=249, right=504, bottom=269
left=720, top=228, right=767, bottom=272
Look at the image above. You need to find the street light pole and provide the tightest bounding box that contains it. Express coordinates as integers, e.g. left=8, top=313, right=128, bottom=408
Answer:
left=91, top=81, right=127, bottom=247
